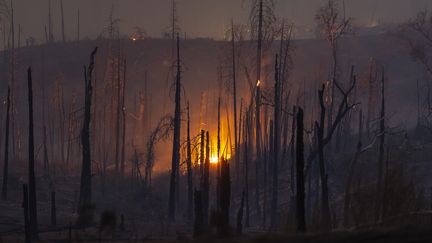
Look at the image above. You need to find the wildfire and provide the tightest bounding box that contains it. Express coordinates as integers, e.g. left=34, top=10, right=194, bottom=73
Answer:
left=210, top=156, right=219, bottom=164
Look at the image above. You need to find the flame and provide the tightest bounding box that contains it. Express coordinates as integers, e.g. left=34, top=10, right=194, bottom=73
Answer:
left=131, top=37, right=137, bottom=41
left=256, top=80, right=261, bottom=87
left=210, top=156, right=219, bottom=164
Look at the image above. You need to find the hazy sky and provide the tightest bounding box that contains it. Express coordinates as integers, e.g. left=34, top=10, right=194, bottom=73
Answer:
left=10, top=0, right=432, bottom=42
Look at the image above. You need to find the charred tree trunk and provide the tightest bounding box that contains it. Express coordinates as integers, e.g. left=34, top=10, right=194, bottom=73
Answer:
left=254, top=0, right=264, bottom=221
left=1, top=87, right=10, bottom=200
left=317, top=85, right=331, bottom=231
left=203, top=131, right=210, bottom=226
left=376, top=69, right=386, bottom=222
left=231, top=19, right=239, bottom=184
left=186, top=101, right=193, bottom=221
left=60, top=0, right=65, bottom=42
left=120, top=59, right=127, bottom=176
left=245, top=110, right=251, bottom=227
left=295, top=108, right=306, bottom=233
left=115, top=55, right=122, bottom=176
left=78, top=47, right=97, bottom=225
left=271, top=55, right=280, bottom=228
left=217, top=97, right=221, bottom=209
left=27, top=68, right=39, bottom=240
left=200, top=130, right=205, bottom=178
left=168, top=34, right=181, bottom=220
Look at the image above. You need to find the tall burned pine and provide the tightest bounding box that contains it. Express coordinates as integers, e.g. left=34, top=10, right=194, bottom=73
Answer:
left=168, top=34, right=181, bottom=220
left=271, top=54, right=280, bottom=228
left=231, top=19, right=239, bottom=184
left=120, top=59, right=127, bottom=176
left=254, top=0, right=263, bottom=220
left=78, top=47, right=98, bottom=225
left=295, top=108, right=306, bottom=233
left=316, top=85, right=331, bottom=231
left=27, top=67, right=38, bottom=240
left=1, top=86, right=10, bottom=200
left=186, top=101, right=193, bottom=220
left=203, top=131, right=210, bottom=226
left=376, top=69, right=386, bottom=222
left=60, top=0, right=65, bottom=42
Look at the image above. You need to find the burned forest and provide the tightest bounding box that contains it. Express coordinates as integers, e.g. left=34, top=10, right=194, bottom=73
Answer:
left=1, top=0, right=432, bottom=242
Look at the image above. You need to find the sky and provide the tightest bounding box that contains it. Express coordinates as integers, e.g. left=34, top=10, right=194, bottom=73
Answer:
left=9, top=0, right=432, bottom=42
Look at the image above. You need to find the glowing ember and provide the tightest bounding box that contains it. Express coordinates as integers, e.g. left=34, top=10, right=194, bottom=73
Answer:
left=256, top=79, right=261, bottom=87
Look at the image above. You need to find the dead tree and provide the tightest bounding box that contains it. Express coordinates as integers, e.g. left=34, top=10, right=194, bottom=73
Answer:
left=78, top=47, right=98, bottom=225
left=168, top=34, right=181, bottom=220
left=231, top=19, right=239, bottom=184
left=200, top=130, right=204, bottom=178
left=295, top=108, right=306, bottom=233
left=217, top=97, right=221, bottom=209
left=376, top=69, right=386, bottom=222
left=314, top=77, right=357, bottom=231
left=236, top=190, right=245, bottom=234
left=121, top=59, right=127, bottom=176
left=48, top=0, right=53, bottom=43
left=60, top=0, right=65, bottom=42
left=315, top=0, right=353, bottom=132
left=1, top=86, right=10, bottom=200
left=271, top=54, right=280, bottom=228
left=27, top=68, right=38, bottom=240
left=146, top=115, right=173, bottom=188
left=186, top=101, right=193, bottom=220
left=203, top=131, right=210, bottom=226
left=244, top=109, right=251, bottom=227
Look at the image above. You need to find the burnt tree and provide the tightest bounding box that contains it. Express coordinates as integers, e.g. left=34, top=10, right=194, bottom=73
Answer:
left=271, top=54, right=280, bottom=228
left=186, top=101, right=193, bottom=220
left=1, top=86, right=10, bottom=200
left=27, top=67, right=38, bottom=240
left=168, top=33, right=181, bottom=220
left=296, top=108, right=306, bottom=233
left=78, top=47, right=98, bottom=225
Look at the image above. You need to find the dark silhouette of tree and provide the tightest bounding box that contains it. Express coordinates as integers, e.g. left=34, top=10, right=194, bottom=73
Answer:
left=27, top=67, right=38, bottom=240
left=376, top=69, right=386, bottom=222
left=168, top=34, right=181, bottom=220
left=271, top=54, right=280, bottom=228
left=314, top=77, right=356, bottom=231
left=186, top=101, right=193, bottom=220
left=315, top=0, right=353, bottom=132
left=1, top=86, right=10, bottom=200
left=203, top=131, right=210, bottom=226
left=295, top=108, right=306, bottom=233
left=78, top=47, right=98, bottom=226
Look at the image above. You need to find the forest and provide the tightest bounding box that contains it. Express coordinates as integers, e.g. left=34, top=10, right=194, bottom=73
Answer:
left=1, top=0, right=432, bottom=242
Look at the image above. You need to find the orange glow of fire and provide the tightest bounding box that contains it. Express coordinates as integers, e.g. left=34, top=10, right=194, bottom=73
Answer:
left=256, top=79, right=261, bottom=87
left=210, top=156, right=219, bottom=164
